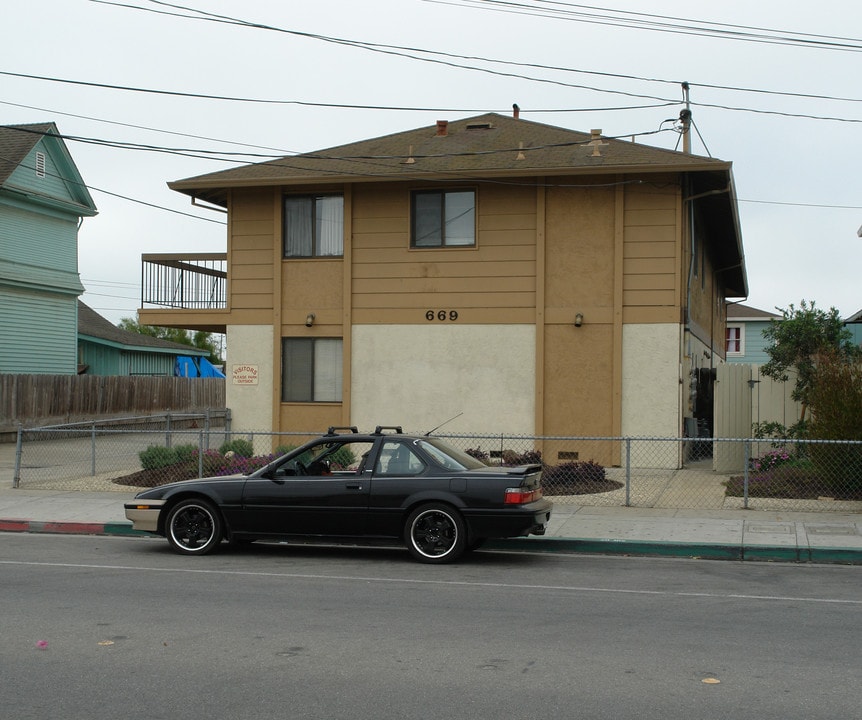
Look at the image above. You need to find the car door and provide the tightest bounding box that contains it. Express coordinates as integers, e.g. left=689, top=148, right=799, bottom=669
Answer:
left=240, top=440, right=375, bottom=537
left=366, top=439, right=431, bottom=536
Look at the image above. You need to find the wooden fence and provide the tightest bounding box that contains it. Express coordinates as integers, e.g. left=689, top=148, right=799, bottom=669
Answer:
left=0, top=374, right=226, bottom=433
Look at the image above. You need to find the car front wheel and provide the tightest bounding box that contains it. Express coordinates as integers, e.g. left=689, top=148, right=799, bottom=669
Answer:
left=405, top=503, right=466, bottom=564
left=166, top=498, right=223, bottom=555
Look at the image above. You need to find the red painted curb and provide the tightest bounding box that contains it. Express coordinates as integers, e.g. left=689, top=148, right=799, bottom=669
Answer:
left=38, top=521, right=106, bottom=534
left=0, top=519, right=31, bottom=532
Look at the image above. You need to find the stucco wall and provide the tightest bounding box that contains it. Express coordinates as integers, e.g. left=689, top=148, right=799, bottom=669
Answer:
left=621, top=323, right=681, bottom=439
left=350, top=324, right=535, bottom=434
left=225, top=324, right=274, bottom=445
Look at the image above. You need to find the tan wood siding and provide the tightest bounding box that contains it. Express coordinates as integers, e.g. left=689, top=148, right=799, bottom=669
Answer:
left=230, top=188, right=276, bottom=313
left=622, top=183, right=681, bottom=313
left=350, top=183, right=538, bottom=321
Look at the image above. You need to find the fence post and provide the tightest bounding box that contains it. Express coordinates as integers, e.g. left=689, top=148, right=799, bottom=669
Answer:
left=91, top=422, right=97, bottom=476
left=166, top=413, right=172, bottom=448
left=13, top=426, right=23, bottom=488
left=624, top=437, right=631, bottom=507
left=743, top=439, right=750, bottom=509
left=198, top=430, right=204, bottom=478
left=204, top=409, right=211, bottom=451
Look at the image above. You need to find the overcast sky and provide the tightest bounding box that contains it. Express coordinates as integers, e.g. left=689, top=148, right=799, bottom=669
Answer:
left=2, top=0, right=860, bottom=325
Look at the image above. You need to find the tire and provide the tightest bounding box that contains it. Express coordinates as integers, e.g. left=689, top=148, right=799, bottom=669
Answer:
left=165, top=498, right=223, bottom=555
left=404, top=503, right=466, bottom=564
left=465, top=536, right=486, bottom=553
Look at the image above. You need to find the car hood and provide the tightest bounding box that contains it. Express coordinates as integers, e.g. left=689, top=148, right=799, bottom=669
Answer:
left=134, top=473, right=248, bottom=499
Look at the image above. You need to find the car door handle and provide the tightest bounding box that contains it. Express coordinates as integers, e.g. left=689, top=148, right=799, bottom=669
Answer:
left=345, top=483, right=362, bottom=490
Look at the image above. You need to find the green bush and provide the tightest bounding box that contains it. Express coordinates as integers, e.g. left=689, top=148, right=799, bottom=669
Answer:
left=173, top=444, right=198, bottom=464
left=139, top=445, right=179, bottom=471
left=219, top=438, right=254, bottom=457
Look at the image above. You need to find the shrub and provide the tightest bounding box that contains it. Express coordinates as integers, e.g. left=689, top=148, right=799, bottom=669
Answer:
left=139, top=445, right=179, bottom=470
left=173, top=444, right=198, bottom=464
left=724, top=463, right=832, bottom=499
left=750, top=449, right=792, bottom=473
left=219, top=438, right=255, bottom=457
left=502, top=449, right=543, bottom=466
left=542, top=460, right=606, bottom=488
left=465, top=447, right=490, bottom=462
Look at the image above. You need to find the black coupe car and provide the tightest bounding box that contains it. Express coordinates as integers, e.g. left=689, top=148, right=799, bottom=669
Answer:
left=125, top=426, right=552, bottom=563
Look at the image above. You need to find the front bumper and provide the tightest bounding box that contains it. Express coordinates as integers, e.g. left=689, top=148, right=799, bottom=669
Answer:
left=124, top=500, right=166, bottom=533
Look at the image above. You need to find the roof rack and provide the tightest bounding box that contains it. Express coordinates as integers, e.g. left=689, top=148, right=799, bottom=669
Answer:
left=373, top=426, right=403, bottom=435
left=326, top=426, right=359, bottom=436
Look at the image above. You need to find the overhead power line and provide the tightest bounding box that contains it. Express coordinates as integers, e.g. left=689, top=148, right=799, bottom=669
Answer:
left=429, top=0, right=862, bottom=52
left=78, top=1, right=862, bottom=123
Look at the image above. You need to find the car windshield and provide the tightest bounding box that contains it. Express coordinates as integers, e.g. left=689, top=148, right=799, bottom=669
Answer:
left=414, top=438, right=487, bottom=471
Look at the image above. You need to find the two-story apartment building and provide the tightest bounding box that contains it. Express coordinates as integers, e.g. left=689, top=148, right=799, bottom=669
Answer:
left=140, top=112, right=746, bottom=453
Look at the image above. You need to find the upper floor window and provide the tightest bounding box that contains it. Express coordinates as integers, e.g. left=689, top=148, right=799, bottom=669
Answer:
left=411, top=189, right=475, bottom=248
left=726, top=325, right=744, bottom=356
left=284, top=194, right=343, bottom=257
left=281, top=337, right=343, bottom=402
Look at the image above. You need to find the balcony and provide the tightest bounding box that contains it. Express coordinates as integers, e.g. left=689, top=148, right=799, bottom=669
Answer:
left=141, top=253, right=226, bottom=309
left=139, top=254, right=227, bottom=332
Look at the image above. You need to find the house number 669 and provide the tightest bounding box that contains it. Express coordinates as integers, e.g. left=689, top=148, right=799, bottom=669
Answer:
left=426, top=310, right=459, bottom=321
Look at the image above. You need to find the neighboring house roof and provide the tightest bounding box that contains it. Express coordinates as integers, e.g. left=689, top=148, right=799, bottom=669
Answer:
left=78, top=301, right=207, bottom=356
left=844, top=309, right=862, bottom=323
left=170, top=112, right=746, bottom=295
left=0, top=122, right=97, bottom=215
left=726, top=303, right=781, bottom=321
left=0, top=122, right=54, bottom=185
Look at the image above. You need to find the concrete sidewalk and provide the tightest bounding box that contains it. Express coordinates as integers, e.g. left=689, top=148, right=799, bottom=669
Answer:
left=1, top=487, right=860, bottom=564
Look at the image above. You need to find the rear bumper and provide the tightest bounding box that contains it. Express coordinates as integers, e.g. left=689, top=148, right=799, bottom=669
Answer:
left=463, top=500, right=552, bottom=539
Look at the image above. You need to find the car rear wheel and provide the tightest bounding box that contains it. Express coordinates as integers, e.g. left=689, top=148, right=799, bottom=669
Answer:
left=166, top=498, right=223, bottom=555
left=405, top=503, right=466, bottom=563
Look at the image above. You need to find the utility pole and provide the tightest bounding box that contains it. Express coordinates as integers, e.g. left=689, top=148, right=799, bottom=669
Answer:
left=680, top=81, right=692, bottom=155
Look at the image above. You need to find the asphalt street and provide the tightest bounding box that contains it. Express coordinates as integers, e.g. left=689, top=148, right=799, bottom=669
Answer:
left=2, top=533, right=861, bottom=720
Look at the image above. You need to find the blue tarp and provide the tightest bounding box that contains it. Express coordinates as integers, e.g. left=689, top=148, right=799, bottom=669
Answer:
left=175, top=356, right=225, bottom=378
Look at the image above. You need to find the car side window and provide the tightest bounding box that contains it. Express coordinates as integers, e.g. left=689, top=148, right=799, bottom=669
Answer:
left=374, top=441, right=425, bottom=476
left=279, top=440, right=374, bottom=477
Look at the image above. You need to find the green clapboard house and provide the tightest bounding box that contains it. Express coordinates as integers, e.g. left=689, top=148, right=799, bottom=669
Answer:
left=0, top=122, right=98, bottom=374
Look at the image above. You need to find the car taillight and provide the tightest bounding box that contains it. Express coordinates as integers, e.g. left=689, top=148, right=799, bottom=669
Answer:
left=504, top=487, right=543, bottom=504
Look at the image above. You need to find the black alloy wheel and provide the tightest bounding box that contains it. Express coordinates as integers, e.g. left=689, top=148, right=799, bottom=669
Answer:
left=405, top=503, right=466, bottom=563
left=165, top=498, right=223, bottom=555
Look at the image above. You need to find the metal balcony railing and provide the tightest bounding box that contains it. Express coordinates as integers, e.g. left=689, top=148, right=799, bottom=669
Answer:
left=141, top=253, right=227, bottom=309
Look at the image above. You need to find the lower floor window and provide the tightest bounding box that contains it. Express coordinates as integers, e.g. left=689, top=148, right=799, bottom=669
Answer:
left=282, top=338, right=343, bottom=402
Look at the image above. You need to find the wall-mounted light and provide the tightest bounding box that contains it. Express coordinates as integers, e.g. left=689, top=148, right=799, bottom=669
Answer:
left=305, top=313, right=315, bottom=328
left=574, top=313, right=584, bottom=328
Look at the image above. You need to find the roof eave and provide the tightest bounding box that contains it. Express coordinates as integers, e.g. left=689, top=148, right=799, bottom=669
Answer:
left=169, top=160, right=734, bottom=208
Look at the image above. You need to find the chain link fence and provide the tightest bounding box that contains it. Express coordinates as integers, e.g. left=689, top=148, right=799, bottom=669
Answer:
left=4, top=424, right=862, bottom=514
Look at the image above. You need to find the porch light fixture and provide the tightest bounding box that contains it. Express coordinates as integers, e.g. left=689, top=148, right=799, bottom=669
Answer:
left=574, top=313, right=584, bottom=327
left=305, top=313, right=315, bottom=328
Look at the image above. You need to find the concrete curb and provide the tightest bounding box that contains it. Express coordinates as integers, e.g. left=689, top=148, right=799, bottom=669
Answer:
left=3, top=519, right=860, bottom=564
left=487, top=537, right=862, bottom=565
left=0, top=519, right=151, bottom=537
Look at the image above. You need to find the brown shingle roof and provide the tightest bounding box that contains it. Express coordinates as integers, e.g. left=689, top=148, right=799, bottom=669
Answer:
left=0, top=123, right=56, bottom=186
left=169, top=113, right=731, bottom=204
left=78, top=301, right=206, bottom=354
left=726, top=303, right=781, bottom=321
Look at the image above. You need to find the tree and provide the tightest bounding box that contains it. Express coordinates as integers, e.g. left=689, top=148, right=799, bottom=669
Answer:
left=761, top=300, right=859, bottom=421
left=119, top=317, right=222, bottom=366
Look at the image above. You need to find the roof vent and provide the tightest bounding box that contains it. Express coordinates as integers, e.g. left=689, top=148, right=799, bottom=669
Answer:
left=466, top=122, right=493, bottom=130
left=35, top=151, right=46, bottom=178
